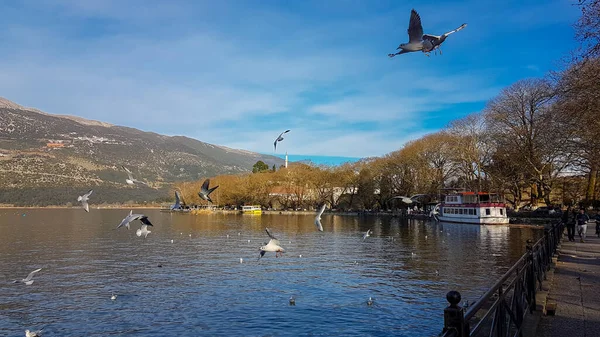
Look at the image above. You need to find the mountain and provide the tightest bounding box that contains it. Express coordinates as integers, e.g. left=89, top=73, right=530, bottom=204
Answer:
left=0, top=97, right=284, bottom=206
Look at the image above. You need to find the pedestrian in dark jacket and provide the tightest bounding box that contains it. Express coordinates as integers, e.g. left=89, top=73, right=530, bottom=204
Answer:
left=563, top=206, right=576, bottom=242
left=576, top=208, right=590, bottom=243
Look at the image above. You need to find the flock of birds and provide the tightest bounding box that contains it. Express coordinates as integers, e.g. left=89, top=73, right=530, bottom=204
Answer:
left=14, top=8, right=464, bottom=335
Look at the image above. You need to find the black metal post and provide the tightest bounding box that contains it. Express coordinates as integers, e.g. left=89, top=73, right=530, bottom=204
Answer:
left=443, top=291, right=469, bottom=337
left=526, top=239, right=535, bottom=313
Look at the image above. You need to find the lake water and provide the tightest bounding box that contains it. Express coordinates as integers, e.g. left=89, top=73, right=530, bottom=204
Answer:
left=0, top=209, right=543, bottom=337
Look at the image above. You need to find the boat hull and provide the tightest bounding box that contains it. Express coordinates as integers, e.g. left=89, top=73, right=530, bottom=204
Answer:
left=437, top=215, right=509, bottom=224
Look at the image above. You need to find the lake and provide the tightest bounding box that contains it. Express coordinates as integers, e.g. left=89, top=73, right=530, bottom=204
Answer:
left=0, top=209, right=543, bottom=337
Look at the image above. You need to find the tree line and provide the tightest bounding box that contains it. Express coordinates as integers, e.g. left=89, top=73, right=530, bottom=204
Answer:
left=174, top=1, right=600, bottom=211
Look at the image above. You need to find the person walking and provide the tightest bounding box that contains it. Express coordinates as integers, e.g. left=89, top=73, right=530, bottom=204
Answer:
left=576, top=208, right=590, bottom=243
left=563, top=206, right=576, bottom=242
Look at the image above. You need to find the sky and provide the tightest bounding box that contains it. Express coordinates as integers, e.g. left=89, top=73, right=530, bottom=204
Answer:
left=0, top=0, right=581, bottom=163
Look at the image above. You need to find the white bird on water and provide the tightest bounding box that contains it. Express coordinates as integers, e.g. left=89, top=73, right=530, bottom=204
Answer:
left=13, top=268, right=42, bottom=285
left=117, top=210, right=154, bottom=230
left=121, top=165, right=149, bottom=186
left=388, top=9, right=424, bottom=58
left=136, top=225, right=152, bottom=238
left=111, top=293, right=117, bottom=300
left=25, top=328, right=44, bottom=337
left=363, top=229, right=372, bottom=240
left=258, top=228, right=285, bottom=260
left=77, top=189, right=93, bottom=212
left=314, top=203, right=327, bottom=231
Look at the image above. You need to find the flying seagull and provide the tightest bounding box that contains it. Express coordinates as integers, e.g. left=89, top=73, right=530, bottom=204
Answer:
left=13, top=268, right=42, bottom=285
left=121, top=166, right=149, bottom=186
left=388, top=9, right=424, bottom=58
left=170, top=190, right=183, bottom=210
left=363, top=229, right=372, bottom=240
left=274, top=129, right=291, bottom=152
left=422, top=23, right=467, bottom=56
left=258, top=228, right=285, bottom=260
left=198, top=179, right=219, bottom=203
left=391, top=195, right=413, bottom=204
left=314, top=203, right=327, bottom=231
left=77, top=189, right=93, bottom=212
left=136, top=224, right=152, bottom=238
left=25, top=328, right=44, bottom=337
left=117, top=210, right=154, bottom=230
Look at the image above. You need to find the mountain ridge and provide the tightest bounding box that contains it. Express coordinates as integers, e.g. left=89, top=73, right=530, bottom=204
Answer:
left=0, top=97, right=284, bottom=206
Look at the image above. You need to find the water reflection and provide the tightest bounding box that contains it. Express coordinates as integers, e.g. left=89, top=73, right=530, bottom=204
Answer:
left=0, top=209, right=542, bottom=337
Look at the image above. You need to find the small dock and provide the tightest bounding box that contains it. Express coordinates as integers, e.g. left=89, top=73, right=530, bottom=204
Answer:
left=536, top=232, right=600, bottom=337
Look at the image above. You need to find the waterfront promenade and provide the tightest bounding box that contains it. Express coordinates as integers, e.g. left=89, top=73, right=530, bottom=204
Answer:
left=535, top=231, right=600, bottom=336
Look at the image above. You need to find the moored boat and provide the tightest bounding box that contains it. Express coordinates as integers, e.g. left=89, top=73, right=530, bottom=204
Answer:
left=241, top=205, right=262, bottom=214
left=434, top=191, right=509, bottom=224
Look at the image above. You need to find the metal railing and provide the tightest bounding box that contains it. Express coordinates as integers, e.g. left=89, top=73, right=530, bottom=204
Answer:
left=439, top=221, right=564, bottom=337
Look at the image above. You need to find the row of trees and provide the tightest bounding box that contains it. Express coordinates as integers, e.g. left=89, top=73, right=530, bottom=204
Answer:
left=173, top=1, right=600, bottom=211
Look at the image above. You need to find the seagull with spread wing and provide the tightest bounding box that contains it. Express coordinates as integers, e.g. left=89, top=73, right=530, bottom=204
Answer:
left=422, top=23, right=467, bottom=56
left=198, top=179, right=219, bottom=203
left=274, top=129, right=290, bottom=152
left=391, top=195, right=413, bottom=204
left=170, top=190, right=183, bottom=210
left=136, top=224, right=152, bottom=238
left=117, top=210, right=154, bottom=230
left=77, top=189, right=93, bottom=212
left=388, top=9, right=424, bottom=58
left=121, top=166, right=149, bottom=186
left=314, top=203, right=327, bottom=231
left=13, top=268, right=42, bottom=285
left=258, top=228, right=285, bottom=260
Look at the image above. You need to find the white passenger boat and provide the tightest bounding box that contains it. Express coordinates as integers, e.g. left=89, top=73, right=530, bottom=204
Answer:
left=434, top=191, right=509, bottom=224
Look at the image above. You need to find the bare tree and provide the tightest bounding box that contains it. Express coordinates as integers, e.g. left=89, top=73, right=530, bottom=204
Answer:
left=574, top=0, right=600, bottom=59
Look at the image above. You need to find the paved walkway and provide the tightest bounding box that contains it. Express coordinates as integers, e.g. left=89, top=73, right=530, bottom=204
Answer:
left=536, top=229, right=600, bottom=337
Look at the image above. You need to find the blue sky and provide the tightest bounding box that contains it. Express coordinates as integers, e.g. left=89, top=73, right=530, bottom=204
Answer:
left=0, top=0, right=581, bottom=161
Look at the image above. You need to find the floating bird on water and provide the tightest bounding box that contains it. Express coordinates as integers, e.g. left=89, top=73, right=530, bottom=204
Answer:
left=274, top=129, right=291, bottom=152
left=363, top=229, right=372, bottom=240
left=77, top=189, right=93, bottom=212
left=367, top=297, right=374, bottom=306
left=136, top=224, right=152, bottom=238
left=13, top=268, right=42, bottom=285
left=388, top=9, right=424, bottom=58
left=258, top=228, right=285, bottom=260
left=422, top=23, right=467, bottom=56
left=170, top=190, right=183, bottom=210
left=121, top=165, right=149, bottom=186
left=198, top=178, right=219, bottom=203
left=25, top=328, right=44, bottom=337
left=117, top=210, right=154, bottom=230
left=111, top=293, right=117, bottom=300
left=289, top=296, right=296, bottom=306
left=314, top=203, right=327, bottom=231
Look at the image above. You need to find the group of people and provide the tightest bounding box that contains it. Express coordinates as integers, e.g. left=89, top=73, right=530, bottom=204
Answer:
left=561, top=206, right=600, bottom=242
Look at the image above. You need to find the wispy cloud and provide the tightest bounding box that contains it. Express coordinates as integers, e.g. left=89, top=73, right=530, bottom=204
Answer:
left=0, top=0, right=580, bottom=158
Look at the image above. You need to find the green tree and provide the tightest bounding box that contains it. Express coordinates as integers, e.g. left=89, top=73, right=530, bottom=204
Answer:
left=252, top=160, right=269, bottom=173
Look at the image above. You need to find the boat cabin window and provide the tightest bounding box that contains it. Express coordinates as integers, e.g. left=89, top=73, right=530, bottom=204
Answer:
left=485, top=208, right=490, bottom=215
left=500, top=209, right=503, bottom=215
left=464, top=195, right=477, bottom=203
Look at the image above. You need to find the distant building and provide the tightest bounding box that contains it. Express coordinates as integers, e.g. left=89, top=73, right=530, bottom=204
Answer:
left=46, top=142, right=65, bottom=148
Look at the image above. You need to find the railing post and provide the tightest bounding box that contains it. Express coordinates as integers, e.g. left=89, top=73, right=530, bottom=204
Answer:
left=526, top=239, right=536, bottom=313
left=443, top=290, right=469, bottom=337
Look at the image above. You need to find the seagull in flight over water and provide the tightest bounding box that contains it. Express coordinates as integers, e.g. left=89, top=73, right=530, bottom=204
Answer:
left=77, top=189, right=93, bottom=212
left=422, top=23, right=467, bottom=56
left=170, top=190, right=183, bottom=210
left=121, top=166, right=149, bottom=186
left=258, top=228, right=285, bottom=260
left=13, top=268, right=42, bottom=285
left=117, top=210, right=154, bottom=230
left=136, top=224, right=152, bottom=238
left=363, top=229, right=372, bottom=240
left=315, top=203, right=327, bottom=231
left=25, top=328, right=44, bottom=337
left=198, top=179, right=219, bottom=203
left=274, top=129, right=290, bottom=152
left=388, top=9, right=424, bottom=58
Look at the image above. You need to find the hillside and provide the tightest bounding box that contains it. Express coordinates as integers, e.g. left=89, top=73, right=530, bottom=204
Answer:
left=0, top=97, right=284, bottom=206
